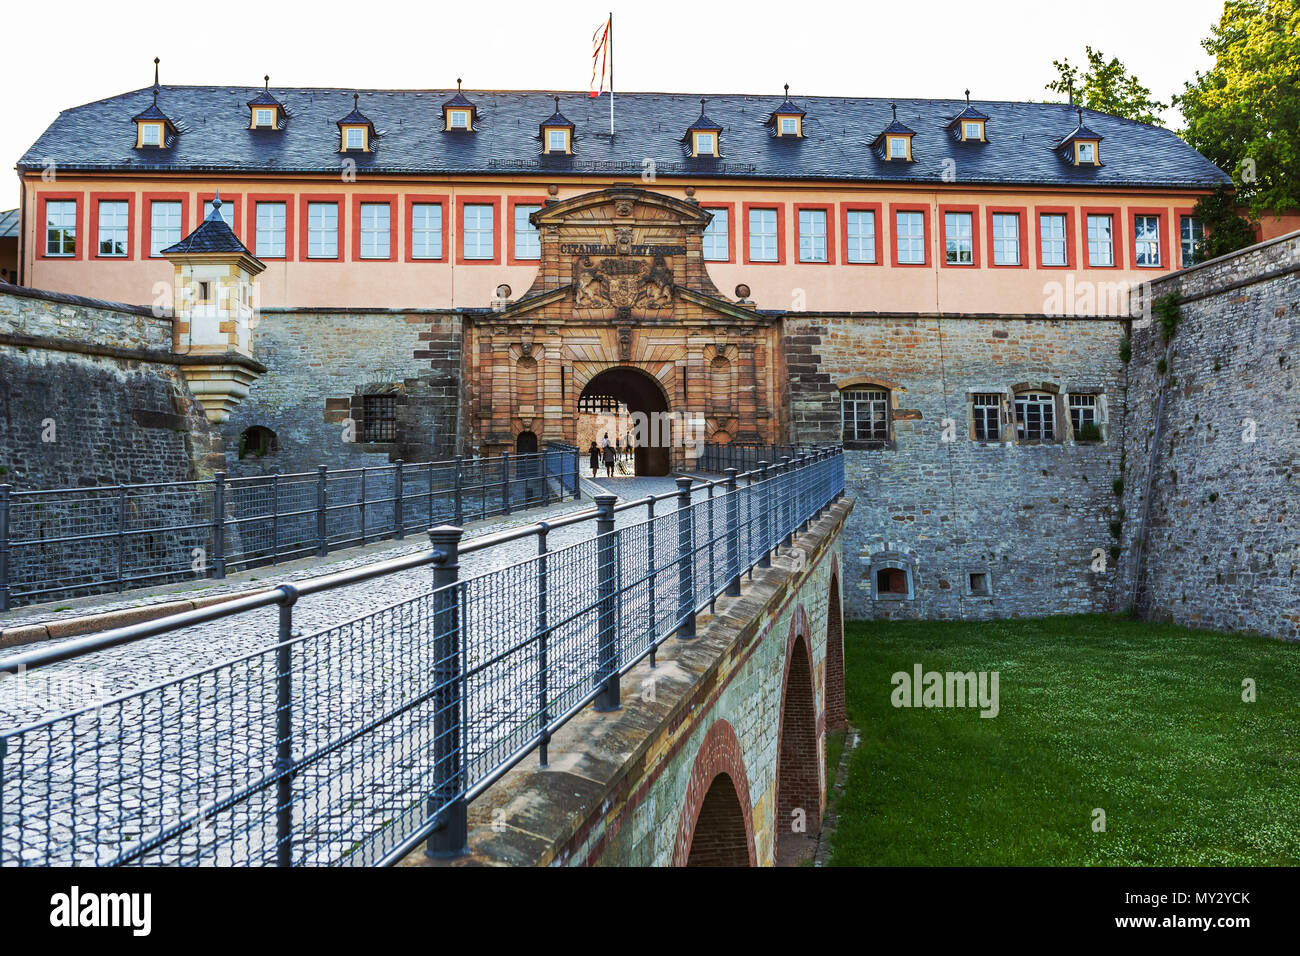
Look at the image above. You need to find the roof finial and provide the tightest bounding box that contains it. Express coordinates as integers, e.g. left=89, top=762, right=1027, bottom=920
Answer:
left=965, top=88, right=971, bottom=105
left=354, top=92, right=359, bottom=110
left=212, top=190, right=222, bottom=211
left=1077, top=107, right=1083, bottom=126
left=555, top=95, right=560, bottom=111
left=784, top=83, right=789, bottom=98
left=265, top=74, right=270, bottom=91
left=457, top=78, right=462, bottom=92
left=700, top=98, right=706, bottom=112
left=891, top=103, right=897, bottom=121
left=1068, top=78, right=1074, bottom=106
left=153, top=57, right=160, bottom=89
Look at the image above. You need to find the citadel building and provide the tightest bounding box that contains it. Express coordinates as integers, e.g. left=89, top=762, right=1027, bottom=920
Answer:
left=8, top=78, right=1294, bottom=629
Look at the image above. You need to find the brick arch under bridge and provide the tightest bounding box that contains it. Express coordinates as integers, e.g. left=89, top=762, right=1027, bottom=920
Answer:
left=402, top=495, right=854, bottom=868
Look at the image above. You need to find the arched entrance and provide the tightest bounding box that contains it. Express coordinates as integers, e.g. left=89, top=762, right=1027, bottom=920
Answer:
left=685, top=773, right=750, bottom=866
left=775, top=630, right=820, bottom=863
left=672, top=719, right=757, bottom=866
left=825, top=571, right=846, bottom=731
left=577, top=366, right=671, bottom=476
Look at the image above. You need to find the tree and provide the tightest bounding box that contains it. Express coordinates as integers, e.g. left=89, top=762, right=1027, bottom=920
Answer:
left=1192, top=186, right=1260, bottom=260
left=1045, top=47, right=1169, bottom=125
left=1179, top=0, right=1300, bottom=219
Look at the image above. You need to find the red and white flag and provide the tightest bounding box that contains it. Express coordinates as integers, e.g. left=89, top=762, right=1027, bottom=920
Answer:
left=589, top=17, right=610, bottom=98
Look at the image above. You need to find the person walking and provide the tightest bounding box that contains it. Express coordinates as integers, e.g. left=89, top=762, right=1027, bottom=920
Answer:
left=602, top=439, right=616, bottom=478
left=588, top=440, right=600, bottom=478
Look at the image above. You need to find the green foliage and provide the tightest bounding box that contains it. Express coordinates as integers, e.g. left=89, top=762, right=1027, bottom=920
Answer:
left=1154, top=292, right=1182, bottom=343
left=1078, top=422, right=1104, bottom=442
left=1046, top=46, right=1169, bottom=124
left=1209, top=492, right=1220, bottom=502
left=1112, top=477, right=1124, bottom=497
left=1108, top=543, right=1122, bottom=562
left=1156, top=357, right=1168, bottom=376
left=829, top=616, right=1300, bottom=865
left=1119, top=336, right=1132, bottom=364
left=1178, top=0, right=1300, bottom=218
left=1193, top=186, right=1260, bottom=260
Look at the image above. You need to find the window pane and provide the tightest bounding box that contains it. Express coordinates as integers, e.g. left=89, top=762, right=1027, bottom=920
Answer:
left=1039, top=213, right=1067, bottom=266
left=464, top=203, right=494, bottom=259
left=896, top=211, right=924, bottom=264
left=972, top=393, right=1002, bottom=441
left=360, top=202, right=390, bottom=259
left=97, top=200, right=129, bottom=257
left=1015, top=392, right=1056, bottom=441
left=45, top=200, right=76, bottom=256
left=798, top=208, right=827, bottom=262
left=846, top=210, right=876, bottom=263
left=992, top=213, right=1020, bottom=265
left=150, top=200, right=182, bottom=257
left=1135, top=214, right=1161, bottom=267
left=307, top=202, right=338, bottom=258
left=749, top=208, right=778, bottom=262
left=255, top=202, right=286, bottom=258
left=411, top=203, right=443, bottom=259
left=944, top=211, right=973, bottom=265
left=1087, top=214, right=1113, bottom=267
left=842, top=388, right=890, bottom=443
left=1069, top=393, right=1100, bottom=437
left=1180, top=215, right=1204, bottom=267
left=512, top=204, right=541, bottom=260
left=703, top=208, right=729, bottom=261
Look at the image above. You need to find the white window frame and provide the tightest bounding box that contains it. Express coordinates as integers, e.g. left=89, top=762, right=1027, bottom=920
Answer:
left=96, top=199, right=129, bottom=257
left=963, top=121, right=982, bottom=141
left=546, top=128, right=568, bottom=153
left=307, top=201, right=339, bottom=259
left=45, top=200, right=76, bottom=257
left=1014, top=391, right=1056, bottom=442
left=140, top=123, right=162, bottom=146
left=842, top=388, right=890, bottom=444
left=798, top=208, right=827, bottom=263
left=944, top=211, right=974, bottom=265
left=779, top=116, right=798, bottom=135
left=971, top=393, right=1002, bottom=442
left=1068, top=393, right=1101, bottom=439
left=410, top=203, right=443, bottom=260
left=845, top=210, right=876, bottom=263
left=344, top=127, right=365, bottom=151
left=1039, top=213, right=1067, bottom=267
left=255, top=202, right=286, bottom=258
left=254, top=108, right=274, bottom=128
left=463, top=203, right=494, bottom=260
left=748, top=208, right=778, bottom=262
left=1087, top=214, right=1114, bottom=267
left=1076, top=141, right=1096, bottom=164
left=702, top=207, right=729, bottom=262
left=992, top=213, right=1021, bottom=266
left=449, top=109, right=469, bottom=129
left=896, top=210, right=925, bottom=264
left=1180, top=215, right=1204, bottom=268
left=888, top=136, right=909, bottom=159
left=359, top=202, right=391, bottom=259
left=1134, top=214, right=1161, bottom=267
left=694, top=132, right=716, bottom=156
left=150, top=200, right=182, bottom=257
left=513, top=203, right=541, bottom=260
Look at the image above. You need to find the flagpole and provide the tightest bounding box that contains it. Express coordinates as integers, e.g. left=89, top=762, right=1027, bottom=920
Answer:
left=608, top=12, right=614, bottom=137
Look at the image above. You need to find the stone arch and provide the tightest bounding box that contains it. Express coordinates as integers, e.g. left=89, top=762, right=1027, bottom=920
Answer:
left=578, top=364, right=672, bottom=475
left=673, top=719, right=756, bottom=867
left=775, top=605, right=821, bottom=861
left=825, top=557, right=847, bottom=731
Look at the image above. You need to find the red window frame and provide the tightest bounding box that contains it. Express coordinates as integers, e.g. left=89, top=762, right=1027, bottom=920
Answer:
left=1080, top=206, right=1125, bottom=269
left=351, top=194, right=398, bottom=262
left=1127, top=207, right=1170, bottom=270
left=506, top=195, right=547, bottom=266
left=889, top=203, right=931, bottom=268
left=938, top=204, right=981, bottom=268
left=198, top=191, right=243, bottom=242
left=404, top=195, right=449, bottom=263
left=742, top=202, right=786, bottom=265
left=1033, top=205, right=1076, bottom=269
left=984, top=206, right=1029, bottom=269
left=1173, top=205, right=1201, bottom=270
left=839, top=202, right=884, bottom=266
left=142, top=192, right=192, bottom=259
left=246, top=194, right=295, bottom=260
left=793, top=203, right=835, bottom=265
left=89, top=192, right=136, bottom=261
left=298, top=193, right=345, bottom=262
left=457, top=195, right=502, bottom=265
left=700, top=202, right=736, bottom=264
left=37, top=192, right=84, bottom=260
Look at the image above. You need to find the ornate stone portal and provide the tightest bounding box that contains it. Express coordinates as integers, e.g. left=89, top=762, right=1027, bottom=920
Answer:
left=465, top=187, right=780, bottom=470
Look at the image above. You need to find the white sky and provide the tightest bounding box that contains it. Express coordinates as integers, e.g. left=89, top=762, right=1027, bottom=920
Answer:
left=1, top=0, right=1224, bottom=210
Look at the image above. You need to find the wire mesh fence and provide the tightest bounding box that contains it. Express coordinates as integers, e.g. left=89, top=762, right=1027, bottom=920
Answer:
left=0, top=448, right=844, bottom=867
left=0, top=447, right=581, bottom=610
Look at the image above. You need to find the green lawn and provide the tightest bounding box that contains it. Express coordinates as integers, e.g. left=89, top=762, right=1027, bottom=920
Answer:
left=828, top=615, right=1300, bottom=866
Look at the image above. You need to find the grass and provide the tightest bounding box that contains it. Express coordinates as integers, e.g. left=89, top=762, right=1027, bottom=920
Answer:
left=828, top=614, right=1300, bottom=866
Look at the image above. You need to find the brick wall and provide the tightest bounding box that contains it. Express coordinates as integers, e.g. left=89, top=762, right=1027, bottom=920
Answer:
left=784, top=313, right=1126, bottom=620
left=221, top=308, right=462, bottom=476
left=1119, top=232, right=1300, bottom=640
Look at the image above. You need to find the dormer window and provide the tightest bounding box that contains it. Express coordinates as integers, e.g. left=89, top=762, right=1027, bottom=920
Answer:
left=683, top=99, right=724, bottom=158
left=1076, top=141, right=1098, bottom=165
left=766, top=85, right=806, bottom=139
left=962, top=120, right=985, bottom=141
left=336, top=93, right=375, bottom=153
left=442, top=79, right=478, bottom=133
left=874, top=104, right=915, bottom=162
left=132, top=59, right=178, bottom=150
left=140, top=122, right=163, bottom=147
left=1056, top=109, right=1104, bottom=167
left=254, top=109, right=274, bottom=128
left=888, top=136, right=910, bottom=159
left=539, top=97, right=575, bottom=155
left=247, top=77, right=285, bottom=130
left=949, top=92, right=990, bottom=143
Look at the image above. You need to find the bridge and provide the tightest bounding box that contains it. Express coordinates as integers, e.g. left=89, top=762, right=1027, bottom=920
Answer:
left=0, top=448, right=848, bottom=867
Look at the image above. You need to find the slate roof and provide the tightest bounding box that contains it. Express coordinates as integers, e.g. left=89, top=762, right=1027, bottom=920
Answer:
left=0, top=209, right=18, bottom=239
left=160, top=196, right=253, bottom=255
left=18, top=85, right=1230, bottom=189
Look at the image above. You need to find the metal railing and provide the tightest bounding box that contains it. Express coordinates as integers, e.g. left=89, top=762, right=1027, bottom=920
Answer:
left=697, top=441, right=821, bottom=474
left=0, top=447, right=845, bottom=867
left=0, top=445, right=581, bottom=610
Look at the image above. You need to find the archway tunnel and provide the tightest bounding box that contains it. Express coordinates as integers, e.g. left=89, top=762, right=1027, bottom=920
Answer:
left=577, top=366, right=672, bottom=476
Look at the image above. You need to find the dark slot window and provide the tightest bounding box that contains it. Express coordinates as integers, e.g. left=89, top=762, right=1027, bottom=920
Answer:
left=363, top=394, right=397, bottom=443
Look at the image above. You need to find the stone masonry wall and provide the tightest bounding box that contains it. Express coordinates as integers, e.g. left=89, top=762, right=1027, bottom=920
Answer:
left=0, top=285, right=213, bottom=490
left=784, top=313, right=1127, bottom=621
left=221, top=309, right=462, bottom=477
left=1119, top=232, right=1300, bottom=640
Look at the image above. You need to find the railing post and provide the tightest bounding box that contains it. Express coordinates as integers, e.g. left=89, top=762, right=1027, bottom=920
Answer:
left=646, top=495, right=658, bottom=667
left=0, top=484, right=11, bottom=611
left=427, top=524, right=467, bottom=858
left=394, top=459, right=405, bottom=540
left=270, top=471, right=280, bottom=565
left=593, top=494, right=620, bottom=712
left=359, top=467, right=368, bottom=546
left=780, top=457, right=794, bottom=550
left=427, top=462, right=435, bottom=528
left=706, top=481, right=717, bottom=612
left=536, top=522, right=551, bottom=766
left=757, top=462, right=772, bottom=569
left=211, top=474, right=226, bottom=580
left=501, top=452, right=511, bottom=516
left=316, top=466, right=328, bottom=557
left=675, top=477, right=696, bottom=640
left=724, top=468, right=741, bottom=596
left=454, top=455, right=464, bottom=525
left=274, top=584, right=299, bottom=867
left=572, top=448, right=580, bottom=499
left=744, top=468, right=757, bottom=581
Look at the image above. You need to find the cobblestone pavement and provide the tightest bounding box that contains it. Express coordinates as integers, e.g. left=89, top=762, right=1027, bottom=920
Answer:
left=0, top=471, right=746, bottom=866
